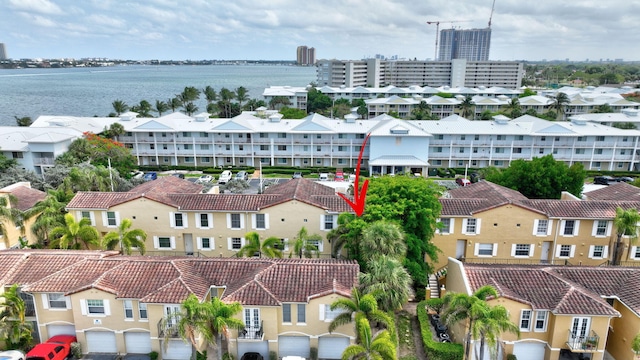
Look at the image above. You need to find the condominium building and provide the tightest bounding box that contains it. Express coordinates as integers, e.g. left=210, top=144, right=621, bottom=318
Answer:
left=438, top=28, right=492, bottom=61
left=296, top=46, right=316, bottom=66
left=0, top=43, right=7, bottom=60
left=316, top=58, right=523, bottom=89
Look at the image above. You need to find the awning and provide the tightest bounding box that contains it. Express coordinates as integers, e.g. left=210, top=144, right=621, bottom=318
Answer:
left=369, top=155, right=430, bottom=166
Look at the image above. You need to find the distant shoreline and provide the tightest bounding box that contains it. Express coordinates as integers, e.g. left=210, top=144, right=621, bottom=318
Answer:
left=0, top=59, right=318, bottom=70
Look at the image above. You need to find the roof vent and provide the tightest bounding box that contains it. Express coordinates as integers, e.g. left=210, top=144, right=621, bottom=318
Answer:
left=269, top=113, right=283, bottom=122
left=119, top=112, right=138, bottom=121
left=344, top=113, right=357, bottom=123
left=194, top=112, right=210, bottom=122
left=621, top=108, right=639, bottom=117
left=571, top=118, right=587, bottom=125
left=492, top=114, right=511, bottom=124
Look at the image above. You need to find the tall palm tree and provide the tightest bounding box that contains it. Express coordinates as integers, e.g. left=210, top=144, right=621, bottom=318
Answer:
left=23, top=188, right=74, bottom=246
left=154, top=100, right=170, bottom=117
left=111, top=99, right=128, bottom=115
left=329, top=287, right=394, bottom=341
left=101, top=218, right=147, bottom=255
left=168, top=97, right=182, bottom=113
left=502, top=98, right=521, bottom=118
left=0, top=195, right=22, bottom=241
left=359, top=221, right=406, bottom=265
left=217, top=88, right=236, bottom=118
left=49, top=213, right=99, bottom=250
left=237, top=232, right=283, bottom=258
left=458, top=95, right=475, bottom=119
left=235, top=86, right=249, bottom=109
left=203, top=86, right=218, bottom=105
left=551, top=92, right=570, bottom=120
left=612, top=207, right=640, bottom=265
left=442, top=285, right=499, bottom=360
left=289, top=226, right=322, bottom=258
left=358, top=255, right=413, bottom=312
left=184, top=102, right=199, bottom=116
left=471, top=304, right=519, bottom=360
left=341, top=314, right=396, bottom=360
left=131, top=100, right=153, bottom=117
left=0, top=284, right=32, bottom=349
left=410, top=100, right=433, bottom=120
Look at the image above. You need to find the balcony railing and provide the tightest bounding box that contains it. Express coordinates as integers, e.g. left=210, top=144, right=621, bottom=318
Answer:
left=238, top=321, right=263, bottom=340
left=158, top=320, right=180, bottom=338
left=33, top=157, right=55, bottom=165
left=567, top=330, right=599, bottom=352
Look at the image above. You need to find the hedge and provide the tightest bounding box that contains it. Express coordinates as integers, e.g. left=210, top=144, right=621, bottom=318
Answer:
left=417, top=300, right=463, bottom=360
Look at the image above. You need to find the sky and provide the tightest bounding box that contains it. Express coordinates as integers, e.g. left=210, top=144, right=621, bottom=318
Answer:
left=2, top=0, right=639, bottom=62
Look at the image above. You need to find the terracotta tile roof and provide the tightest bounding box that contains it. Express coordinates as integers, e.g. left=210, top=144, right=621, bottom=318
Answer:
left=8, top=251, right=359, bottom=306
left=442, top=181, right=543, bottom=216
left=584, top=182, right=640, bottom=201
left=66, top=192, right=140, bottom=209
left=464, top=264, right=620, bottom=317
left=519, top=200, right=640, bottom=219
left=168, top=194, right=278, bottom=211
left=6, top=186, right=46, bottom=211
left=261, top=179, right=351, bottom=212
left=129, top=176, right=203, bottom=195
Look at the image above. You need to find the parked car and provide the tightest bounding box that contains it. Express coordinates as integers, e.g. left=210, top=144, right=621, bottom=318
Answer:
left=318, top=173, right=329, bottom=181
left=0, top=350, right=25, bottom=360
left=240, top=352, right=264, bottom=360
left=292, top=171, right=303, bottom=179
left=616, top=176, right=634, bottom=183
left=218, top=170, right=233, bottom=184
left=171, top=173, right=185, bottom=179
left=456, top=178, right=471, bottom=187
left=197, top=174, right=213, bottom=183
left=235, top=171, right=249, bottom=181
left=594, top=176, right=615, bottom=185
left=143, top=172, right=157, bottom=181
left=26, top=335, right=76, bottom=360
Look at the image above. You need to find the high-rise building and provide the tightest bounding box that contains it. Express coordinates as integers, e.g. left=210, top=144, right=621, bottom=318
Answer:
left=0, top=43, right=7, bottom=60
left=296, top=46, right=316, bottom=66
left=438, top=28, right=491, bottom=61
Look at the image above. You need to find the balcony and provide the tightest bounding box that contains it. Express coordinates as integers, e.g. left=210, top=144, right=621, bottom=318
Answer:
left=566, top=330, right=599, bottom=352
left=33, top=157, right=55, bottom=166
left=238, top=321, right=263, bottom=341
left=158, top=319, right=181, bottom=338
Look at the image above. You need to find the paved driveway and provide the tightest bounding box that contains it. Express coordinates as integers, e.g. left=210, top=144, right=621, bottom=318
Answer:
left=81, top=355, right=150, bottom=360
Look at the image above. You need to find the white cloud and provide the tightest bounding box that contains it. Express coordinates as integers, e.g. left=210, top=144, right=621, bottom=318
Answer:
left=8, top=0, right=63, bottom=15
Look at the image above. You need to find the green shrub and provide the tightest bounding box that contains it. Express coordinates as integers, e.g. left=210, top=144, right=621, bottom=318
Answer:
left=507, top=354, right=517, bottom=360
left=221, top=352, right=234, bottom=360
left=425, top=298, right=444, bottom=313
left=415, top=287, right=426, bottom=301
left=310, top=347, right=318, bottom=360
left=269, top=351, right=277, bottom=360
left=417, top=300, right=463, bottom=360
left=70, top=342, right=83, bottom=359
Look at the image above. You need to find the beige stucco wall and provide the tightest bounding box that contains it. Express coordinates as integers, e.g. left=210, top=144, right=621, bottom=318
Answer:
left=607, top=300, right=640, bottom=360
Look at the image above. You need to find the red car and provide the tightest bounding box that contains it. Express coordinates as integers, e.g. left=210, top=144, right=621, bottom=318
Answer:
left=26, top=335, right=76, bottom=360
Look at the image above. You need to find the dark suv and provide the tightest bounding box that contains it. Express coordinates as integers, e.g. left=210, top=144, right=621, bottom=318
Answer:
left=594, top=176, right=614, bottom=185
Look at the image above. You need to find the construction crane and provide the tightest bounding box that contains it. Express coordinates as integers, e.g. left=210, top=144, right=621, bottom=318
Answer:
left=488, top=0, right=496, bottom=28
left=426, top=20, right=471, bottom=60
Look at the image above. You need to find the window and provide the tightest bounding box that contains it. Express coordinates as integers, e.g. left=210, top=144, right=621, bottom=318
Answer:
left=283, top=304, right=291, bottom=323
left=198, top=237, right=213, bottom=250
left=476, top=243, right=495, bottom=256
left=80, top=211, right=95, bottom=226
left=323, top=215, right=335, bottom=230
left=278, top=133, right=287, bottom=139
left=535, top=311, right=548, bottom=331
left=297, top=304, right=306, bottom=323
left=496, top=135, right=506, bottom=140
left=596, top=136, right=605, bottom=141
left=535, top=220, right=549, bottom=235
left=260, top=145, right=269, bottom=151
left=632, top=246, right=640, bottom=259
left=464, top=218, right=479, bottom=234
left=436, top=134, right=444, bottom=140
left=562, top=220, right=578, bottom=236
left=322, top=304, right=342, bottom=321
left=593, top=220, right=609, bottom=237
left=513, top=244, right=532, bottom=257
left=124, top=300, right=134, bottom=319
left=230, top=214, right=241, bottom=229
left=47, top=293, right=67, bottom=309
left=255, top=214, right=266, bottom=229
left=163, top=144, right=168, bottom=150
left=439, top=218, right=452, bottom=234
left=520, top=310, right=532, bottom=331
left=139, top=302, right=148, bottom=319
left=184, top=157, right=193, bottom=163
left=460, top=135, right=466, bottom=140
left=87, top=299, right=105, bottom=314
left=577, top=136, right=586, bottom=142
left=201, top=132, right=208, bottom=138
left=225, top=145, right=231, bottom=151
left=513, top=148, right=522, bottom=154
left=338, top=146, right=347, bottom=152
left=183, top=132, right=191, bottom=137
left=106, top=211, right=118, bottom=227
left=157, top=237, right=172, bottom=249
left=231, top=237, right=242, bottom=250
left=590, top=245, right=606, bottom=259
left=474, top=135, right=480, bottom=140
left=459, top=147, right=464, bottom=153
left=316, top=146, right=321, bottom=152
left=202, top=157, right=211, bottom=163
left=173, top=213, right=185, bottom=228
left=278, top=158, right=287, bottom=164
left=199, top=213, right=210, bottom=228
left=558, top=244, right=573, bottom=258
left=201, top=144, right=210, bottom=150
left=259, top=133, right=267, bottom=138
left=575, top=149, right=585, bottom=154
left=184, top=144, right=192, bottom=150
left=278, top=145, right=287, bottom=151
left=435, top=147, right=443, bottom=153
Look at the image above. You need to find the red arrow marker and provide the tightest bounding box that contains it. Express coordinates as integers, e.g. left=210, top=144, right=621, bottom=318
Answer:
left=338, top=133, right=370, bottom=217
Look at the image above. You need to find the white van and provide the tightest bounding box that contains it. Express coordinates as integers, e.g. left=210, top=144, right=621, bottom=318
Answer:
left=319, top=173, right=329, bottom=181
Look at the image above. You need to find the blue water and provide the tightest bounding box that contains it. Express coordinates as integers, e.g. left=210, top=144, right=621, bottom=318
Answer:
left=0, top=65, right=316, bottom=126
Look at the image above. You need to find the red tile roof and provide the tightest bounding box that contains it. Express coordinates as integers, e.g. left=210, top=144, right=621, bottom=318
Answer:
left=129, top=176, right=204, bottom=195
left=10, top=250, right=358, bottom=305
left=5, top=186, right=46, bottom=211
left=584, top=182, right=640, bottom=201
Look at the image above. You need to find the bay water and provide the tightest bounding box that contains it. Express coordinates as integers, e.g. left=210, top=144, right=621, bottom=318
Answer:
left=0, top=64, right=316, bottom=126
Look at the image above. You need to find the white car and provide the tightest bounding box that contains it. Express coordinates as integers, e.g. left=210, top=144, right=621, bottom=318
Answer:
left=0, top=350, right=25, bottom=360
left=197, top=174, right=213, bottom=183
left=218, top=170, right=233, bottom=184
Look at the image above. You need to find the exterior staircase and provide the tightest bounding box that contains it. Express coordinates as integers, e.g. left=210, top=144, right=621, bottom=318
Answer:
left=428, top=274, right=440, bottom=299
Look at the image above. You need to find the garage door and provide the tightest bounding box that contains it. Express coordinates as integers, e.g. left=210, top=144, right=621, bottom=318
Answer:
left=318, top=336, right=350, bottom=359
left=513, top=341, right=546, bottom=360
left=47, top=324, right=76, bottom=338
left=125, top=332, right=152, bottom=354
left=279, top=336, right=310, bottom=358
left=86, top=331, right=117, bottom=353
left=162, top=339, right=192, bottom=360
left=238, top=341, right=269, bottom=360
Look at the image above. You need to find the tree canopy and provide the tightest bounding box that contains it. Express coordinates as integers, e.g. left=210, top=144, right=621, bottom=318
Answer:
left=483, top=155, right=585, bottom=199
left=57, top=132, right=137, bottom=176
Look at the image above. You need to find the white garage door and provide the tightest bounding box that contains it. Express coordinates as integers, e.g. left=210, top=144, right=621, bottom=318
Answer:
left=47, top=324, right=76, bottom=338
left=318, top=336, right=350, bottom=359
left=124, top=332, right=152, bottom=354
left=162, top=339, right=192, bottom=360
left=238, top=341, right=269, bottom=359
left=86, top=331, right=117, bottom=353
left=513, top=341, right=546, bottom=360
left=278, top=336, right=310, bottom=358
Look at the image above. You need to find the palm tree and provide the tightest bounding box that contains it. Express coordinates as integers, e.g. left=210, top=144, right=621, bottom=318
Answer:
left=184, top=102, right=199, bottom=116
left=458, top=95, right=475, bottom=119
left=235, top=86, right=249, bottom=109
left=410, top=100, right=433, bottom=120
left=612, top=207, right=640, bottom=265
left=632, top=333, right=640, bottom=356
left=49, top=213, right=99, bottom=250
left=104, top=122, right=125, bottom=141
left=131, top=100, right=153, bottom=117
left=236, top=232, right=283, bottom=258
left=290, top=226, right=322, bottom=258
left=154, top=100, right=170, bottom=117
left=101, top=218, right=147, bottom=255
left=502, top=98, right=522, bottom=118
left=359, top=221, right=406, bottom=265
left=0, top=195, right=22, bottom=242
left=0, top=284, right=32, bottom=349
left=471, top=304, right=519, bottom=360
left=341, top=314, right=396, bottom=360
left=217, top=88, right=236, bottom=118
left=112, top=99, right=128, bottom=115
left=168, top=97, right=182, bottom=112
left=268, top=96, right=291, bottom=110
left=551, top=92, right=570, bottom=120
left=327, top=213, right=364, bottom=259
left=442, top=285, right=499, bottom=360
left=23, top=188, right=74, bottom=246
left=203, top=86, right=218, bottom=105
left=14, top=116, right=32, bottom=127
left=358, top=255, right=413, bottom=312
left=329, top=288, right=394, bottom=341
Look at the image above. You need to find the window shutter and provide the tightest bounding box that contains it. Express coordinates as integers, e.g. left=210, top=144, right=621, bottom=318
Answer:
left=208, top=214, right=213, bottom=229
left=450, top=218, right=455, bottom=234
left=588, top=245, right=595, bottom=258
left=283, top=238, right=289, bottom=251
left=170, top=236, right=176, bottom=249
left=631, top=246, right=638, bottom=259
left=104, top=300, right=111, bottom=315
left=76, top=211, right=82, bottom=221
left=251, top=214, right=256, bottom=229
left=153, top=236, right=159, bottom=249
left=573, top=220, right=580, bottom=236
left=80, top=299, right=87, bottom=315
left=476, top=219, right=482, bottom=234
left=603, top=246, right=609, bottom=258
left=474, top=243, right=480, bottom=256
left=606, top=221, right=612, bottom=236
left=319, top=304, right=325, bottom=321
left=528, top=245, right=535, bottom=257
left=227, top=238, right=232, bottom=250
left=569, top=245, right=576, bottom=258
left=555, top=245, right=562, bottom=257
left=241, top=237, right=246, bottom=247
left=560, top=220, right=566, bottom=234
left=462, top=219, right=468, bottom=234
left=320, top=215, right=325, bottom=230
left=226, top=214, right=231, bottom=228
left=65, top=296, right=71, bottom=309
left=196, top=237, right=202, bottom=250
left=115, top=212, right=121, bottom=226
left=89, top=212, right=95, bottom=226
left=102, top=212, right=108, bottom=226
left=265, top=214, right=270, bottom=229
left=591, top=222, right=598, bottom=237
left=169, top=213, right=175, bottom=228
left=182, top=214, right=188, bottom=228
left=547, top=220, right=553, bottom=235
left=240, top=214, right=245, bottom=229
left=532, top=220, right=539, bottom=236
left=492, top=243, right=498, bottom=256
left=511, top=244, right=517, bottom=257
left=42, top=294, right=49, bottom=309
left=318, top=240, right=324, bottom=252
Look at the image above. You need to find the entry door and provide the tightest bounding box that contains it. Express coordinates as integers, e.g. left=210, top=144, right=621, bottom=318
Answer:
left=244, top=308, right=261, bottom=338
left=540, top=241, right=552, bottom=263
left=570, top=317, right=590, bottom=340
left=456, top=240, right=467, bottom=259
left=184, top=234, right=193, bottom=255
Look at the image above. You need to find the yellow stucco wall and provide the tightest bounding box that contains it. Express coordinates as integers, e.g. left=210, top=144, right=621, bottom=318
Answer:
left=607, top=300, right=640, bottom=360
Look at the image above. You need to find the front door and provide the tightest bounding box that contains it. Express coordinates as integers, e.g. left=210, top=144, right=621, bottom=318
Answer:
left=244, top=308, right=261, bottom=338
left=184, top=234, right=193, bottom=256
left=570, top=317, right=590, bottom=342
left=540, top=241, right=552, bottom=263
left=164, top=305, right=180, bottom=328
left=456, top=240, right=467, bottom=260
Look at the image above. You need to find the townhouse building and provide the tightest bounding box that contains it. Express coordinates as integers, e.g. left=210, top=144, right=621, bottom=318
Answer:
left=0, top=250, right=357, bottom=359
left=65, top=176, right=350, bottom=258
left=446, top=258, right=640, bottom=360
left=0, top=182, right=45, bottom=249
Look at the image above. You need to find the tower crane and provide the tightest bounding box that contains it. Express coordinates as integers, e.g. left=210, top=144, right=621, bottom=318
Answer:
left=488, top=0, right=496, bottom=28
left=426, top=20, right=471, bottom=60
